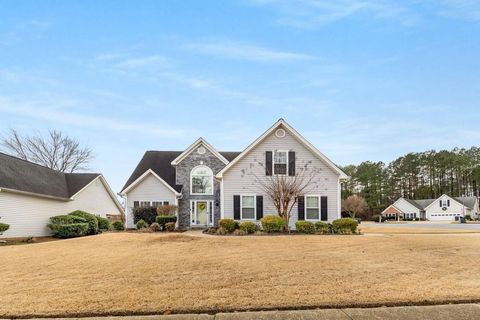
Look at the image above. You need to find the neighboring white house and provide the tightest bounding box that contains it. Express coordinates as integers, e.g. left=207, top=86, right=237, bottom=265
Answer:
left=382, top=194, right=479, bottom=221
left=120, top=118, right=348, bottom=230
left=0, top=152, right=124, bottom=238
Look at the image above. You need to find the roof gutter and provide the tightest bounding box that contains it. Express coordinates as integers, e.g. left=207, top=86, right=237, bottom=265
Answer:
left=0, top=187, right=71, bottom=201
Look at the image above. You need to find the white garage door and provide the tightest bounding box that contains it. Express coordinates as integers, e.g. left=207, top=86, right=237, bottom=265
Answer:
left=429, top=212, right=460, bottom=221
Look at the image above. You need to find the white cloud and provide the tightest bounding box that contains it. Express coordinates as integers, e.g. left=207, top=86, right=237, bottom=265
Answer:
left=244, top=0, right=419, bottom=28
left=245, top=0, right=480, bottom=27
left=113, top=55, right=170, bottom=69
left=0, top=96, right=187, bottom=138
left=436, top=0, right=480, bottom=21
left=0, top=19, right=51, bottom=45
left=187, top=40, right=314, bottom=61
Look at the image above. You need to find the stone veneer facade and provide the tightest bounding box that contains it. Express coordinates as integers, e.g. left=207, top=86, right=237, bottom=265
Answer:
left=174, top=147, right=227, bottom=228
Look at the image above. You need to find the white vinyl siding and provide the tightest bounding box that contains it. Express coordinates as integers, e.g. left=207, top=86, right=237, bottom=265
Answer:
left=222, top=125, right=341, bottom=230
left=392, top=198, right=422, bottom=218
left=0, top=178, right=123, bottom=238
left=426, top=195, right=468, bottom=221
left=125, top=173, right=177, bottom=229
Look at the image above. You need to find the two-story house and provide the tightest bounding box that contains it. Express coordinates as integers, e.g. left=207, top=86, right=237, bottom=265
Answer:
left=119, top=119, right=348, bottom=229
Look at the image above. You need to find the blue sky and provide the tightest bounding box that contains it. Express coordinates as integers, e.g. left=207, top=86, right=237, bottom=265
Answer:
left=1, top=0, right=479, bottom=192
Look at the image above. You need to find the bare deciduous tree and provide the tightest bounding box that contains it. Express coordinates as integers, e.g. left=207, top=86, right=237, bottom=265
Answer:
left=342, top=195, right=368, bottom=218
left=242, top=159, right=324, bottom=231
left=1, top=129, right=94, bottom=172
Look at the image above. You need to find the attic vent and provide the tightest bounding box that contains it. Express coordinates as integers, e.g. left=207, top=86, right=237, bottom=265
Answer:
left=275, top=128, right=286, bottom=138
left=197, top=146, right=206, bottom=155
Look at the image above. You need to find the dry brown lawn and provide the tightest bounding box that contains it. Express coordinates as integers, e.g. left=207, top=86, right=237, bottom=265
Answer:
left=1, top=232, right=480, bottom=317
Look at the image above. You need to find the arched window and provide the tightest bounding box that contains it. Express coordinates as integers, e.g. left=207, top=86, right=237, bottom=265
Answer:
left=190, top=165, right=213, bottom=195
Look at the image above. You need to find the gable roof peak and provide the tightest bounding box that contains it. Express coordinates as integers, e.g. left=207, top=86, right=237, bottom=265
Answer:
left=171, top=137, right=229, bottom=166
left=216, top=118, right=348, bottom=179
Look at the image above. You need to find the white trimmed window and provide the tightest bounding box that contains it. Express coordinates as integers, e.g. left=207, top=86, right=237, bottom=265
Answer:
left=273, top=150, right=288, bottom=175
left=139, top=201, right=151, bottom=208
left=152, top=201, right=169, bottom=207
left=140, top=201, right=168, bottom=208
left=241, top=195, right=256, bottom=220
left=305, top=196, right=320, bottom=220
left=440, top=199, right=450, bottom=207
left=191, top=165, right=213, bottom=195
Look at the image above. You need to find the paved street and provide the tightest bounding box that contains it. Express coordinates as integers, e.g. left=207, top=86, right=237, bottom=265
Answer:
left=25, top=304, right=480, bottom=320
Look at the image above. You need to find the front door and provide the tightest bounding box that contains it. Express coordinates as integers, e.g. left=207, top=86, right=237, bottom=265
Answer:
left=196, top=201, right=208, bottom=225
left=191, top=200, right=213, bottom=227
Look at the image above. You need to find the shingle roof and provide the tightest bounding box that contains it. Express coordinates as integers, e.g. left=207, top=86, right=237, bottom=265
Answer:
left=403, top=198, right=426, bottom=210
left=121, top=150, right=241, bottom=193
left=453, top=197, right=477, bottom=209
left=0, top=152, right=100, bottom=199
left=404, top=196, right=477, bottom=210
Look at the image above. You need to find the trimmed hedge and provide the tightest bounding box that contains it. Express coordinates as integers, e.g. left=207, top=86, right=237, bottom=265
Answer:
left=219, top=219, right=238, bottom=233
left=295, top=221, right=315, bottom=234
left=239, top=221, right=256, bottom=234
left=136, top=219, right=148, bottom=229
left=150, top=222, right=161, bottom=232
left=314, top=221, right=329, bottom=234
left=234, top=229, right=247, bottom=236
left=69, top=210, right=99, bottom=235
left=49, top=223, right=89, bottom=238
left=332, top=218, right=358, bottom=234
left=48, top=214, right=89, bottom=238
left=156, top=215, right=177, bottom=227
left=217, top=227, right=229, bottom=235
left=96, top=216, right=110, bottom=231
left=133, top=207, right=157, bottom=225
left=49, top=215, right=86, bottom=225
left=112, top=221, right=125, bottom=231
left=165, top=222, right=176, bottom=232
left=0, top=223, right=10, bottom=233
left=260, top=215, right=286, bottom=233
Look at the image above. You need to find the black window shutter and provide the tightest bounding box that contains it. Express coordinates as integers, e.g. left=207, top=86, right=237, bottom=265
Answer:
left=265, top=151, right=273, bottom=176
left=133, top=201, right=139, bottom=208
left=439, top=200, right=442, bottom=207
left=298, top=196, right=305, bottom=221
left=288, top=151, right=295, bottom=176
left=321, top=196, right=328, bottom=221
left=447, top=199, right=450, bottom=207
left=234, top=195, right=241, bottom=220
left=256, top=195, right=263, bottom=220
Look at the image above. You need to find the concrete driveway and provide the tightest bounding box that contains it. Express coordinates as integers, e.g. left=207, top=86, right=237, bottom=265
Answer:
left=358, top=221, right=480, bottom=234
left=362, top=221, right=480, bottom=231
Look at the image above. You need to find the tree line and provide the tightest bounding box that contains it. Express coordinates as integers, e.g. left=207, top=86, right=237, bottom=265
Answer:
left=341, top=147, right=480, bottom=217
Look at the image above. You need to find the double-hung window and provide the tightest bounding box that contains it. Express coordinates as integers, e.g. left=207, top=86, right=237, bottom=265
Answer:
left=273, top=151, right=287, bottom=175
left=139, top=201, right=168, bottom=208
left=305, top=196, right=320, bottom=220
left=241, top=195, right=256, bottom=220
left=152, top=201, right=169, bottom=207
left=140, top=201, right=151, bottom=208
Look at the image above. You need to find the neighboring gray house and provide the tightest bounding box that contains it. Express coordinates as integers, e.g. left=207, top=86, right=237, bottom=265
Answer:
left=120, top=119, right=348, bottom=230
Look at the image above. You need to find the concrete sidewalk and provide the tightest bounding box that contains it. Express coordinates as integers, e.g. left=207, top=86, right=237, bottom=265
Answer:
left=31, top=304, right=480, bottom=320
